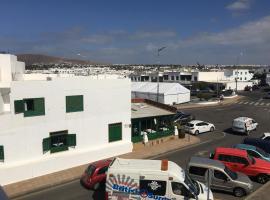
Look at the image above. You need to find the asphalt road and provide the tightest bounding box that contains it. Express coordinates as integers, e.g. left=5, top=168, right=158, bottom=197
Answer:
left=13, top=93, right=270, bottom=200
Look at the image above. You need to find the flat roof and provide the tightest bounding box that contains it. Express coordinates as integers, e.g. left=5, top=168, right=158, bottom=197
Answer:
left=131, top=102, right=175, bottom=119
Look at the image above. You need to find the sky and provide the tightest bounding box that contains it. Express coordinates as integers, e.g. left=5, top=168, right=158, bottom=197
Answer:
left=1, top=0, right=270, bottom=64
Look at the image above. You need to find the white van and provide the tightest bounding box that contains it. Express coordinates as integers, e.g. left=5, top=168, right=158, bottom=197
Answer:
left=232, top=117, right=258, bottom=135
left=106, top=158, right=213, bottom=200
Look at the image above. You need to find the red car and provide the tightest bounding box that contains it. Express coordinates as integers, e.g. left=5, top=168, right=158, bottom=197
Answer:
left=80, top=159, right=112, bottom=190
left=212, top=147, right=270, bottom=184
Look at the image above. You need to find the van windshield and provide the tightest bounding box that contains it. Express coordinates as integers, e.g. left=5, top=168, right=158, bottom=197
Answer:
left=224, top=166, right=237, bottom=180
left=184, top=173, right=199, bottom=195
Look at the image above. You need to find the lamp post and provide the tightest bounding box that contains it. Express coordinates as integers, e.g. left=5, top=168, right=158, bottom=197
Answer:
left=156, top=47, right=166, bottom=102
left=235, top=52, right=243, bottom=93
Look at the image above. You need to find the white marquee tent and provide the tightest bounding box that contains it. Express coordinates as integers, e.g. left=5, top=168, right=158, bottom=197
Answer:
left=132, top=82, right=190, bottom=105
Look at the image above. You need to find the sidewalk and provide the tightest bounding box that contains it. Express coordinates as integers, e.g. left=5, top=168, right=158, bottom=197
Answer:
left=245, top=181, right=270, bottom=200
left=4, top=135, right=200, bottom=199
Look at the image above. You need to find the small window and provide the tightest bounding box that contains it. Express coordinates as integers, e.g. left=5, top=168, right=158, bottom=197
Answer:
left=171, top=76, right=175, bottom=80
left=176, top=76, right=179, bottom=80
left=189, top=166, right=207, bottom=176
left=140, top=180, right=166, bottom=196
left=234, top=156, right=249, bottom=165
left=14, top=100, right=24, bottom=114
left=218, top=154, right=233, bottom=162
left=25, top=99, right=35, bottom=111
left=214, top=170, right=228, bottom=181
left=0, top=146, right=4, bottom=162
left=66, top=95, right=84, bottom=113
left=98, top=166, right=108, bottom=175
left=42, top=131, right=77, bottom=154
left=109, top=123, right=122, bottom=142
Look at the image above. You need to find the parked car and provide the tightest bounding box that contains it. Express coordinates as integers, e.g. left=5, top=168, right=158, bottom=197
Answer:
left=244, top=86, right=252, bottom=91
left=80, top=159, right=112, bottom=190
left=260, top=133, right=270, bottom=140
left=233, top=144, right=270, bottom=162
left=187, top=156, right=253, bottom=197
left=232, top=117, right=258, bottom=135
left=243, top=137, right=270, bottom=154
left=184, top=120, right=215, bottom=135
left=173, top=111, right=195, bottom=125
left=0, top=186, right=9, bottom=200
left=212, top=147, right=270, bottom=184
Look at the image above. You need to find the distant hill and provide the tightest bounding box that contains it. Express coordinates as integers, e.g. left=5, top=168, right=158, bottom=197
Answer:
left=16, top=54, right=104, bottom=66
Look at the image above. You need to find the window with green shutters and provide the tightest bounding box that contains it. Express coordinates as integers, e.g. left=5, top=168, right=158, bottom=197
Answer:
left=42, top=131, right=77, bottom=154
left=0, top=146, right=4, bottom=162
left=66, top=95, right=84, bottom=113
left=109, top=123, right=122, bottom=142
left=14, top=98, right=45, bottom=117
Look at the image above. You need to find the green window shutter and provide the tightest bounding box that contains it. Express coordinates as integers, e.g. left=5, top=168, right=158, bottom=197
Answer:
left=34, top=98, right=45, bottom=116
left=0, top=146, right=4, bottom=161
left=42, top=138, right=51, bottom=154
left=14, top=100, right=24, bottom=114
left=66, top=95, right=84, bottom=113
left=109, top=123, right=122, bottom=142
left=67, top=134, right=76, bottom=147
left=24, top=98, right=45, bottom=117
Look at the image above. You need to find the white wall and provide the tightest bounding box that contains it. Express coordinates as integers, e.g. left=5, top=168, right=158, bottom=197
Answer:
left=225, top=81, right=253, bottom=90
left=224, top=69, right=253, bottom=82
left=0, top=77, right=132, bottom=185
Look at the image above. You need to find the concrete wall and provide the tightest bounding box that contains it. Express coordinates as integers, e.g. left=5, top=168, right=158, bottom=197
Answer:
left=225, top=81, right=253, bottom=90
left=0, top=77, right=132, bottom=185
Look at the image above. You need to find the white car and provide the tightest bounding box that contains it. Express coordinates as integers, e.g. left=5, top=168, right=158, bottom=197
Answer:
left=184, top=120, right=215, bottom=135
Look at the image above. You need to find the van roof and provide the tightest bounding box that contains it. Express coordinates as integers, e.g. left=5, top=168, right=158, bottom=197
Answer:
left=233, top=117, right=252, bottom=122
left=109, top=158, right=184, bottom=181
left=189, top=156, right=225, bottom=170
left=215, top=147, right=247, bottom=157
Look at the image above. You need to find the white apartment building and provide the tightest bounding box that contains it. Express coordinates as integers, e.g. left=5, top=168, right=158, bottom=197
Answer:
left=0, top=54, right=132, bottom=185
left=224, top=69, right=253, bottom=81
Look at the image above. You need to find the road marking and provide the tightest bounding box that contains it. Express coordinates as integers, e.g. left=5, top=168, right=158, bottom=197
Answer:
left=244, top=101, right=249, bottom=104
left=249, top=101, right=254, bottom=105
left=237, top=101, right=243, bottom=104
left=267, top=103, right=270, bottom=106
left=260, top=103, right=265, bottom=106
left=254, top=102, right=259, bottom=106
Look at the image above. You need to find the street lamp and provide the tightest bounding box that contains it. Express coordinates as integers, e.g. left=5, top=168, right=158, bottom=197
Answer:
left=156, top=46, right=166, bottom=102
left=235, top=52, right=243, bottom=93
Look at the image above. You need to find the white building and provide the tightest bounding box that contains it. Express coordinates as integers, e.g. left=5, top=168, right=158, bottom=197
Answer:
left=132, top=82, right=190, bottom=105
left=0, top=54, right=132, bottom=185
left=191, top=71, right=226, bottom=82
left=224, top=69, right=253, bottom=82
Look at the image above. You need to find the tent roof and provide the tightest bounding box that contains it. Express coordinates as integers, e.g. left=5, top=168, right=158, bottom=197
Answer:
left=131, top=82, right=190, bottom=95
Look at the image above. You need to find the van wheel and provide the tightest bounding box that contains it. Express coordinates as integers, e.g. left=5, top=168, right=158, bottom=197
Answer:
left=257, top=174, right=269, bottom=184
left=194, top=130, right=199, bottom=135
left=93, top=183, right=100, bottom=190
left=210, top=127, right=214, bottom=132
left=233, top=187, right=246, bottom=197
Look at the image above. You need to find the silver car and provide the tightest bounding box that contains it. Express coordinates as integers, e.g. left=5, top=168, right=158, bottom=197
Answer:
left=187, top=156, right=253, bottom=197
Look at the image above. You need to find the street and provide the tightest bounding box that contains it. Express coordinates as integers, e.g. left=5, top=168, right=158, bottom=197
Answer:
left=13, top=94, right=270, bottom=200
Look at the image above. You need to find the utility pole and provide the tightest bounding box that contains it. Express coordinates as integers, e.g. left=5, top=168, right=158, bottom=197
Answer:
left=156, top=47, right=166, bottom=102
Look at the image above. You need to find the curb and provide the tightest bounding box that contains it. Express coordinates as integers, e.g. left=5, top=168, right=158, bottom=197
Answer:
left=245, top=181, right=270, bottom=200
left=8, top=136, right=200, bottom=199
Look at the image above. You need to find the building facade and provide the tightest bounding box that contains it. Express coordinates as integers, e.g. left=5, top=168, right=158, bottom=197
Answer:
left=0, top=54, right=132, bottom=185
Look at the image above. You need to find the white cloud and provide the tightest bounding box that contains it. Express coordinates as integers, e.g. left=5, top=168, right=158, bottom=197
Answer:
left=226, top=0, right=251, bottom=12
